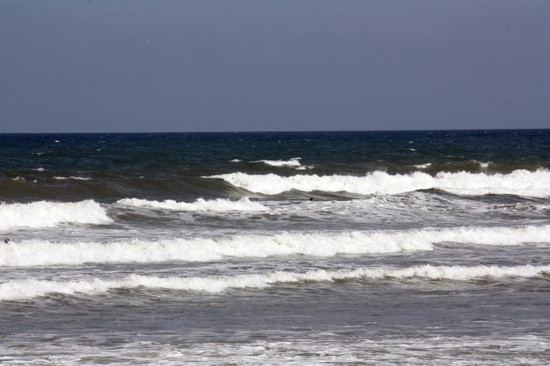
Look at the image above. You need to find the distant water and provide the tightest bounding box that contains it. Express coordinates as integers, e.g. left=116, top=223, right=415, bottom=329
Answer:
left=1, top=130, right=549, bottom=365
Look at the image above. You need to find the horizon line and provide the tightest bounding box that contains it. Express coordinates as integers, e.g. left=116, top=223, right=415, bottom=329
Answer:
left=1, top=127, right=549, bottom=135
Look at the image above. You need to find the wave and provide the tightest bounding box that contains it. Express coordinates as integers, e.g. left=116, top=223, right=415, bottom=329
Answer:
left=0, top=174, right=226, bottom=202
left=0, top=231, right=433, bottom=267
left=479, top=161, right=491, bottom=169
left=9, top=176, right=27, bottom=182
left=0, top=200, right=111, bottom=231
left=251, top=157, right=313, bottom=170
left=413, top=163, right=432, bottom=169
left=253, top=157, right=301, bottom=167
left=2, top=264, right=549, bottom=301
left=115, top=197, right=267, bottom=212
left=208, top=169, right=550, bottom=197
left=2, top=225, right=548, bottom=267
left=52, top=176, right=92, bottom=181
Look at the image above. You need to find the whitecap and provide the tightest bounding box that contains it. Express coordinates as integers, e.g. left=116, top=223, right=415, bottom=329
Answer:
left=115, top=197, right=266, bottom=212
left=0, top=200, right=111, bottom=231
left=2, top=225, right=548, bottom=267
left=52, top=176, right=91, bottom=181
left=252, top=157, right=312, bottom=169
left=208, top=169, right=550, bottom=197
left=413, top=163, right=432, bottom=169
left=1, top=264, right=549, bottom=301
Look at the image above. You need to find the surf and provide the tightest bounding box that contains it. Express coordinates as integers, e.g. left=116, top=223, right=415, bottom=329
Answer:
left=0, top=200, right=111, bottom=230
left=115, top=196, right=267, bottom=212
left=2, top=264, right=549, bottom=301
left=2, top=225, right=548, bottom=267
left=208, top=169, right=550, bottom=197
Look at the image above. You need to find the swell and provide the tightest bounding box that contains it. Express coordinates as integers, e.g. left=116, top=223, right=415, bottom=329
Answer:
left=0, top=174, right=240, bottom=202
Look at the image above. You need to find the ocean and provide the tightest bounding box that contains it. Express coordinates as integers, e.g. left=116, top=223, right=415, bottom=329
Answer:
left=1, top=130, right=549, bottom=365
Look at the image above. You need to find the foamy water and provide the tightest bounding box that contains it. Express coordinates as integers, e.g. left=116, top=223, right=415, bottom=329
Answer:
left=209, top=169, right=550, bottom=197
left=1, top=225, right=548, bottom=267
left=2, top=264, right=548, bottom=301
left=116, top=197, right=267, bottom=212
left=0, top=200, right=111, bottom=230
left=252, top=157, right=305, bottom=168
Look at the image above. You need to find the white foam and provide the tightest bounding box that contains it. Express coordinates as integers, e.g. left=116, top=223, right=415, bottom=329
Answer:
left=2, top=264, right=549, bottom=301
left=115, top=197, right=267, bottom=212
left=479, top=161, right=492, bottom=169
left=252, top=157, right=313, bottom=170
left=253, top=157, right=302, bottom=167
left=413, top=163, right=432, bottom=169
left=1, top=225, right=548, bottom=267
left=208, top=169, right=550, bottom=197
left=0, top=231, right=433, bottom=267
left=1, top=334, right=546, bottom=365
left=52, top=176, right=91, bottom=181
left=0, top=200, right=111, bottom=231
left=415, top=224, right=550, bottom=246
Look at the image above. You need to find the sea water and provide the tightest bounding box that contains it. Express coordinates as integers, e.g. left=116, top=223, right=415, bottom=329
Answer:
left=0, top=130, right=549, bottom=365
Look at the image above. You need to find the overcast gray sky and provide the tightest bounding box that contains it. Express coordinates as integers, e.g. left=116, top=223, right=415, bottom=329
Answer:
left=1, top=0, right=549, bottom=133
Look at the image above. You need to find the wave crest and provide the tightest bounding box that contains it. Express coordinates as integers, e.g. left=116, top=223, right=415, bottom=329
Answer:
left=115, top=197, right=267, bottom=212
left=2, top=264, right=549, bottom=301
left=0, top=200, right=111, bottom=230
left=251, top=157, right=313, bottom=170
left=208, top=169, right=550, bottom=197
left=2, top=225, right=548, bottom=267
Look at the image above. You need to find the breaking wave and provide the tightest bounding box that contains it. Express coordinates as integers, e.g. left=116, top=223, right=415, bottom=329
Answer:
left=1, top=225, right=548, bottom=267
left=2, top=264, right=549, bottom=301
left=0, top=231, right=432, bottom=267
left=116, top=197, right=267, bottom=212
left=251, top=157, right=312, bottom=170
left=52, top=176, right=91, bottom=181
left=0, top=200, right=111, bottom=231
left=208, top=169, right=550, bottom=197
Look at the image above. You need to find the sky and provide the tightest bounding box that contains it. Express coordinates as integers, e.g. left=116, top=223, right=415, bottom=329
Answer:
left=1, top=0, right=549, bottom=133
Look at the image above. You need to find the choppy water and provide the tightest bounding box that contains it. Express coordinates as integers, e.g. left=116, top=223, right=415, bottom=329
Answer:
left=1, top=130, right=549, bottom=365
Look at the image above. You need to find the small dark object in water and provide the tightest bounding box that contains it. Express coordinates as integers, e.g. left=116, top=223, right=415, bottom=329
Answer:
left=4, top=239, right=9, bottom=244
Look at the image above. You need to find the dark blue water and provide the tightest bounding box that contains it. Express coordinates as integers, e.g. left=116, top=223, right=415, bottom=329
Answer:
left=2, top=129, right=550, bottom=202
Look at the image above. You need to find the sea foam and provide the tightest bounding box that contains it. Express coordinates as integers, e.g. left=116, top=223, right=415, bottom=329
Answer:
left=252, top=157, right=312, bottom=170
left=1, top=264, right=549, bottom=301
left=52, top=176, right=91, bottom=181
left=0, top=200, right=111, bottom=230
left=115, top=197, right=266, bottom=212
left=1, top=225, right=548, bottom=267
left=0, top=231, right=433, bottom=267
left=208, top=169, right=550, bottom=197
